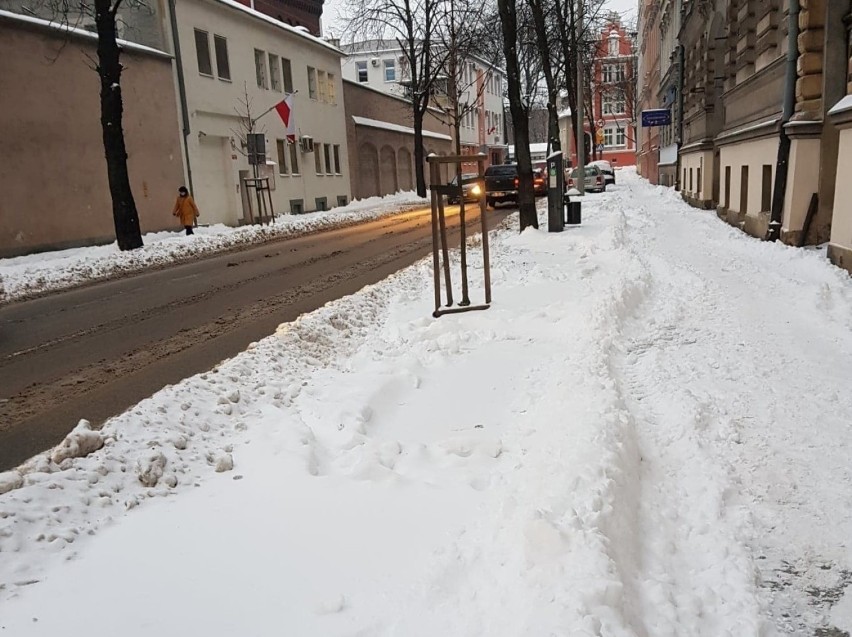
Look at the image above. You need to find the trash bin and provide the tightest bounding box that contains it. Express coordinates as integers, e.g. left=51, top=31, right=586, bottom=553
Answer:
left=564, top=188, right=582, bottom=225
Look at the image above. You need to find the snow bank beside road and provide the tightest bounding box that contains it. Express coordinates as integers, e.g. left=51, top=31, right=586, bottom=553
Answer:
left=2, top=170, right=852, bottom=635
left=0, top=191, right=426, bottom=302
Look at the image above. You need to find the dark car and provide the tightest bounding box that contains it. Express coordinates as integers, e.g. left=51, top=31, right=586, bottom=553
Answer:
left=447, top=173, right=484, bottom=204
left=484, top=164, right=519, bottom=207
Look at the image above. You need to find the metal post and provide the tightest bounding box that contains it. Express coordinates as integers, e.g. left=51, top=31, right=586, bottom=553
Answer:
left=477, top=155, right=491, bottom=305
left=436, top=168, right=454, bottom=307
left=429, top=160, right=442, bottom=315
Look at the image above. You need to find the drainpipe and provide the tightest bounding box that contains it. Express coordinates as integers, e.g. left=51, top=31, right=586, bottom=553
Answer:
left=675, top=42, right=685, bottom=190
left=766, top=0, right=800, bottom=242
left=167, top=0, right=195, bottom=197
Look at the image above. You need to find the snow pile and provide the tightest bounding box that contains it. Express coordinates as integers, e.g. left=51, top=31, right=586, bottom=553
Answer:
left=2, top=169, right=852, bottom=635
left=0, top=191, right=426, bottom=302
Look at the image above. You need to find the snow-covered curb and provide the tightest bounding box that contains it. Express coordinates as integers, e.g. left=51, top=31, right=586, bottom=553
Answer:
left=0, top=191, right=426, bottom=303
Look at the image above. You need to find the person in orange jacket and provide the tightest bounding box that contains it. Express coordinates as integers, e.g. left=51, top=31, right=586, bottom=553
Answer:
left=172, top=186, right=199, bottom=235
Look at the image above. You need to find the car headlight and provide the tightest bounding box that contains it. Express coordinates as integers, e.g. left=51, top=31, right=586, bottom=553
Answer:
left=471, top=184, right=482, bottom=196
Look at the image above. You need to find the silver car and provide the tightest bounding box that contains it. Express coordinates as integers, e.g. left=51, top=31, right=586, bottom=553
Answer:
left=567, top=165, right=607, bottom=193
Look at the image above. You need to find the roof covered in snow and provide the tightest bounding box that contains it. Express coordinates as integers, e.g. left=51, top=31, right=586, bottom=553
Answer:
left=351, top=116, right=452, bottom=141
left=0, top=9, right=170, bottom=57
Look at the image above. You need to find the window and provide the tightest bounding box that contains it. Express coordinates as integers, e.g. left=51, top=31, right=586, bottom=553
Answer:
left=317, top=70, right=327, bottom=101
left=384, top=59, right=396, bottom=82
left=213, top=35, right=230, bottom=80
left=602, top=94, right=626, bottom=114
left=327, top=73, right=336, bottom=104
left=608, top=34, right=619, bottom=56
left=255, top=49, right=268, bottom=89
left=276, top=139, right=289, bottom=175
left=762, top=164, right=772, bottom=211
left=333, top=144, right=341, bottom=174
left=740, top=166, right=749, bottom=213
left=315, top=197, right=328, bottom=211
left=356, top=61, right=368, bottom=83
left=282, top=58, right=293, bottom=93
left=290, top=199, right=304, bottom=214
left=194, top=30, right=212, bottom=76
left=269, top=54, right=281, bottom=91
left=289, top=143, right=299, bottom=175
left=314, top=143, right=323, bottom=174
left=724, top=166, right=731, bottom=207
left=603, top=64, right=618, bottom=83
left=307, top=66, right=317, bottom=99
left=324, top=143, right=332, bottom=174
left=337, top=195, right=348, bottom=206
left=603, top=126, right=626, bottom=147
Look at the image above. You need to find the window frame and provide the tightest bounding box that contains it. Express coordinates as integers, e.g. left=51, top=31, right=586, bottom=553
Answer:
left=282, top=58, right=294, bottom=93
left=323, top=143, right=332, bottom=174
left=254, top=48, right=268, bottom=89
left=314, top=142, right=323, bottom=174
left=333, top=144, right=341, bottom=174
left=356, top=60, right=368, bottom=83
left=269, top=53, right=281, bottom=92
left=194, top=29, right=213, bottom=77
left=289, top=142, right=300, bottom=175
left=276, top=139, right=289, bottom=176
left=213, top=34, right=230, bottom=81
left=307, top=66, right=317, bottom=99
left=383, top=59, right=396, bottom=82
left=327, top=73, right=336, bottom=104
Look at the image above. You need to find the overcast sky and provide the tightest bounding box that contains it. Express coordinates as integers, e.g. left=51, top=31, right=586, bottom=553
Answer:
left=321, top=0, right=638, bottom=42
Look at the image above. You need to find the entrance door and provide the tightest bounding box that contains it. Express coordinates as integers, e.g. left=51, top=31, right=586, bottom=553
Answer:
left=196, top=136, right=234, bottom=225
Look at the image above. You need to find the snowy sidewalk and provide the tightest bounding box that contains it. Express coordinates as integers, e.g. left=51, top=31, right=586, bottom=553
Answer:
left=0, top=191, right=425, bottom=302
left=2, top=170, right=852, bottom=636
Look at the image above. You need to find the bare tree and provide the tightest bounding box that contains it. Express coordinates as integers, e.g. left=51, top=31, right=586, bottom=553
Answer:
left=345, top=0, right=443, bottom=197
left=30, top=0, right=147, bottom=249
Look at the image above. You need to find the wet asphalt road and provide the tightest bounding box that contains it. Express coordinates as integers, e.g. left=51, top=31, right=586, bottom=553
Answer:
left=0, top=204, right=513, bottom=471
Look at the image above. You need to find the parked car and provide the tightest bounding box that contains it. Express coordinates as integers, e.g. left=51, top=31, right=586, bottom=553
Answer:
left=589, top=160, right=615, bottom=185
left=567, top=165, right=606, bottom=193
left=484, top=164, right=519, bottom=207
left=533, top=168, right=547, bottom=196
left=447, top=173, right=483, bottom=204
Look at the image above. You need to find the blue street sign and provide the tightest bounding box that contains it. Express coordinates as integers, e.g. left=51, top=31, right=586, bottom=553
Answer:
left=641, top=109, right=672, bottom=127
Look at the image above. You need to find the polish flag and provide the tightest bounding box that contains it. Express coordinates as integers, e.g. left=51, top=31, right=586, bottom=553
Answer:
left=274, top=94, right=296, bottom=143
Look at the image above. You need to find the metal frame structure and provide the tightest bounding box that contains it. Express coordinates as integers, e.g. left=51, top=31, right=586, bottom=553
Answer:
left=427, top=153, right=492, bottom=318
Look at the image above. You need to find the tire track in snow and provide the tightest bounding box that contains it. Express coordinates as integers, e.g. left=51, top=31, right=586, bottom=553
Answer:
left=608, top=172, right=852, bottom=636
left=604, top=181, right=767, bottom=637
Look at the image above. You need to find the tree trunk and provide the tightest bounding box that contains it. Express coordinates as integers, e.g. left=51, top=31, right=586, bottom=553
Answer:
left=413, top=108, right=428, bottom=197
left=95, top=0, right=143, bottom=250
left=497, top=0, right=537, bottom=230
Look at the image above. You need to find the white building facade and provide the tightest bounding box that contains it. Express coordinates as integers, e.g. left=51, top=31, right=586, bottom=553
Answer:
left=341, top=41, right=508, bottom=166
left=171, top=0, right=351, bottom=225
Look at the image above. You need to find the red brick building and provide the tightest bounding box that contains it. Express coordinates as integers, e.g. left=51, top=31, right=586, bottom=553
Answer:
left=590, top=15, right=637, bottom=167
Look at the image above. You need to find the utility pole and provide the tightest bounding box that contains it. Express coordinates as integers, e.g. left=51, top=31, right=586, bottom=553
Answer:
left=575, top=0, right=586, bottom=194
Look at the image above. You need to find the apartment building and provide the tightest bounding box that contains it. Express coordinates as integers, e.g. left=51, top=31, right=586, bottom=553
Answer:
left=639, top=0, right=852, bottom=274
left=341, top=41, right=508, bottom=166
left=170, top=0, right=351, bottom=225
left=591, top=14, right=637, bottom=167
left=636, top=0, right=662, bottom=183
